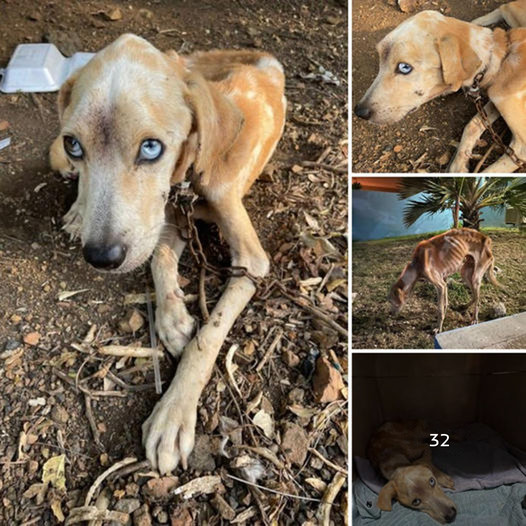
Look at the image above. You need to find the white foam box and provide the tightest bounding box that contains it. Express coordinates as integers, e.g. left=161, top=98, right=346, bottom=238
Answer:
left=0, top=43, right=94, bottom=93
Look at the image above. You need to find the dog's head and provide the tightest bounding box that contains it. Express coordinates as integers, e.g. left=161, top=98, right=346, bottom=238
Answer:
left=354, top=10, right=489, bottom=124
left=378, top=465, right=457, bottom=524
left=55, top=34, right=243, bottom=272
left=388, top=281, right=405, bottom=315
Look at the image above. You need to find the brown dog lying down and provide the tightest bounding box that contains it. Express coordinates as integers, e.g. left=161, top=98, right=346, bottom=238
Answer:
left=50, top=34, right=286, bottom=474
left=473, top=0, right=526, bottom=28
left=354, top=7, right=526, bottom=172
left=388, top=228, right=501, bottom=333
left=368, top=421, right=457, bottom=524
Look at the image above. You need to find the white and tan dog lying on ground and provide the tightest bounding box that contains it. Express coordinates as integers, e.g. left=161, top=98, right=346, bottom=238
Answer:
left=369, top=421, right=457, bottom=524
left=50, top=34, right=286, bottom=474
left=354, top=6, right=526, bottom=172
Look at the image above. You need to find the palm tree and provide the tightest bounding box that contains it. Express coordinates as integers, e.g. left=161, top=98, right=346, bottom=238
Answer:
left=398, top=177, right=526, bottom=230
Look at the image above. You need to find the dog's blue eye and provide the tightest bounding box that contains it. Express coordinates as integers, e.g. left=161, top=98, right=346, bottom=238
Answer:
left=397, top=62, right=413, bottom=75
left=64, top=136, right=84, bottom=159
left=138, top=139, right=163, bottom=162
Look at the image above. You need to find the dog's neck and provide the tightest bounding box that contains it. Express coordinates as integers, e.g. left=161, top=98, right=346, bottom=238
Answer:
left=478, top=27, right=510, bottom=89
left=398, top=261, right=418, bottom=293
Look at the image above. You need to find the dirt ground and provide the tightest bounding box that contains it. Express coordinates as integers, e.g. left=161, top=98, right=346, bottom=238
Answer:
left=351, top=0, right=518, bottom=173
left=352, top=229, right=526, bottom=349
left=0, top=1, right=348, bottom=524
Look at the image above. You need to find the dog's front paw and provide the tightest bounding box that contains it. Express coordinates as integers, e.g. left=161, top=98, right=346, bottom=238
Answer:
left=156, top=296, right=196, bottom=357
left=142, top=389, right=197, bottom=474
left=62, top=200, right=83, bottom=239
left=439, top=474, right=455, bottom=490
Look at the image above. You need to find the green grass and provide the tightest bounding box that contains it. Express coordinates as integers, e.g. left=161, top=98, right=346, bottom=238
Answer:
left=352, top=229, right=526, bottom=349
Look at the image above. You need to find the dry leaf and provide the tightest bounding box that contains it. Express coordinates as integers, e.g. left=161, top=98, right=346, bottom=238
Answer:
left=173, top=475, right=223, bottom=499
left=252, top=409, right=274, bottom=438
left=42, top=454, right=66, bottom=491
left=57, top=289, right=89, bottom=301
left=51, top=499, right=65, bottom=522
left=225, top=344, right=241, bottom=397
left=303, top=211, right=320, bottom=231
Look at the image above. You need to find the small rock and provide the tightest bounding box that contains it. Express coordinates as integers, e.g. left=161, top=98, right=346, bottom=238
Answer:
left=170, top=507, right=193, bottom=526
left=10, top=314, right=22, bottom=324
left=187, top=435, right=216, bottom=472
left=51, top=405, right=69, bottom=424
left=492, top=302, right=506, bottom=318
left=157, top=510, right=168, bottom=524
left=133, top=504, right=152, bottom=526
left=4, top=339, right=20, bottom=351
left=143, top=477, right=178, bottom=499
left=291, top=164, right=303, bottom=173
left=398, top=0, right=420, bottom=13
left=115, top=498, right=141, bottom=514
left=281, top=423, right=309, bottom=466
left=23, top=332, right=40, bottom=346
left=105, top=7, right=123, bottom=21
left=313, top=357, right=345, bottom=403
left=393, top=144, right=403, bottom=153
left=212, top=494, right=235, bottom=521
left=282, top=349, right=300, bottom=367
left=125, top=482, right=139, bottom=497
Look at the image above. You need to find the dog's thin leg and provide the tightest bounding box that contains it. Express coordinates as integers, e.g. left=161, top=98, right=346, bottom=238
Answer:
left=449, top=102, right=499, bottom=173
left=470, top=274, right=482, bottom=324
left=143, top=195, right=267, bottom=474
left=151, top=209, right=196, bottom=357
left=433, top=279, right=447, bottom=334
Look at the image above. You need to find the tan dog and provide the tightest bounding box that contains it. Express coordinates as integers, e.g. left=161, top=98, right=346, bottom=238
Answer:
left=353, top=9, right=526, bottom=172
left=473, top=0, right=526, bottom=28
left=50, top=34, right=286, bottom=474
left=388, top=228, right=501, bottom=333
left=368, top=421, right=457, bottom=524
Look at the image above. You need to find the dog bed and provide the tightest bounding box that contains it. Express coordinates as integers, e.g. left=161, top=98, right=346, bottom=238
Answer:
left=353, top=424, right=526, bottom=525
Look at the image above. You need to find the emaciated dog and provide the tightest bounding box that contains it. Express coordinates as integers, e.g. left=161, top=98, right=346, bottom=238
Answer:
left=50, top=34, right=286, bottom=474
left=388, top=228, right=501, bottom=333
left=368, top=421, right=457, bottom=524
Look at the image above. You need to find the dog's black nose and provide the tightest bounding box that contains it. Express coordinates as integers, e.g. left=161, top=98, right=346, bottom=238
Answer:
left=354, top=102, right=372, bottom=120
left=445, top=507, right=457, bottom=523
left=83, top=243, right=127, bottom=270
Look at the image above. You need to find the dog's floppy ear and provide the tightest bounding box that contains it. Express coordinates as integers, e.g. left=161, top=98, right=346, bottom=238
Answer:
left=377, top=481, right=398, bottom=511
left=184, top=72, right=244, bottom=186
left=57, top=71, right=80, bottom=123
left=171, top=132, right=198, bottom=184
left=438, top=33, right=481, bottom=92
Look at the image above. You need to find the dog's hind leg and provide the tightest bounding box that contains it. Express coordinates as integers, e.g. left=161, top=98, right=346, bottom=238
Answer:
left=432, top=277, right=448, bottom=334
left=472, top=8, right=504, bottom=26
left=449, top=102, right=500, bottom=172
left=151, top=208, right=196, bottom=357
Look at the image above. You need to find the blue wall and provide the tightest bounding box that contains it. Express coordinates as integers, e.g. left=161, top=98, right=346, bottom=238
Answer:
left=352, top=190, right=508, bottom=241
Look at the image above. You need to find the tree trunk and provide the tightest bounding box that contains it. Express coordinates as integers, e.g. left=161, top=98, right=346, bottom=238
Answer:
left=461, top=208, right=482, bottom=230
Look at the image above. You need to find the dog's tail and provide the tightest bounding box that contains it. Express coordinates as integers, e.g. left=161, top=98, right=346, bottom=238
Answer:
left=472, top=8, right=503, bottom=27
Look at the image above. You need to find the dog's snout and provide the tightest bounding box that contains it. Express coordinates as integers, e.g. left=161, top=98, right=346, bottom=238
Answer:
left=83, top=243, right=127, bottom=270
left=445, top=507, right=457, bottom=523
left=354, top=102, right=372, bottom=120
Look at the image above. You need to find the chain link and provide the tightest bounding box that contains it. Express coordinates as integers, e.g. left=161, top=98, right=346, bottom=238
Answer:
left=169, top=182, right=263, bottom=291
left=464, top=72, right=526, bottom=170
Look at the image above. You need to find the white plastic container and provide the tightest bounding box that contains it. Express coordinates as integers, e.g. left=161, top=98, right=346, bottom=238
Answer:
left=0, top=43, right=94, bottom=93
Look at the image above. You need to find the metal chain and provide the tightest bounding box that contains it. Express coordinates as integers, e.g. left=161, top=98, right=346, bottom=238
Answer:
left=169, top=182, right=263, bottom=291
left=464, top=72, right=526, bottom=170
